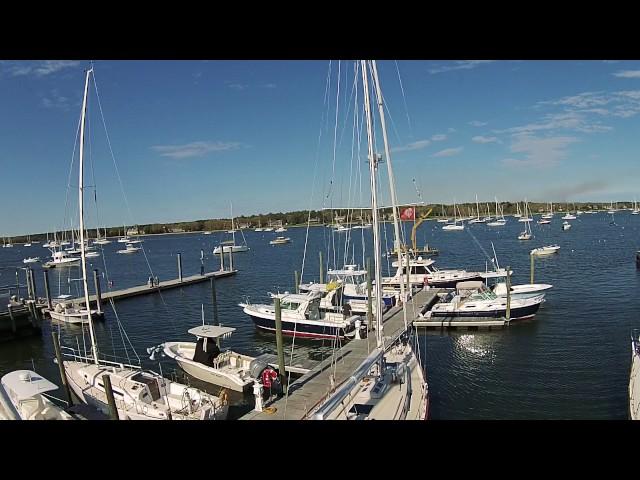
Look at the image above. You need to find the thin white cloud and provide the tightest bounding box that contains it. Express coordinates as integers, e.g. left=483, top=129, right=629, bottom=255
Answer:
left=472, top=135, right=500, bottom=144
left=228, top=83, right=248, bottom=90
left=152, top=141, right=242, bottom=159
left=501, top=135, right=578, bottom=168
left=432, top=147, right=463, bottom=158
left=6, top=60, right=80, bottom=77
left=469, top=120, right=488, bottom=127
left=428, top=60, right=495, bottom=74
left=393, top=139, right=431, bottom=153
left=262, top=83, right=277, bottom=89
left=431, top=133, right=447, bottom=141
left=613, top=70, right=640, bottom=78
left=41, top=89, right=70, bottom=110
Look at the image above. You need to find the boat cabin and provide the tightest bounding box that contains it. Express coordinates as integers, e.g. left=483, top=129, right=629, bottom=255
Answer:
left=189, top=325, right=236, bottom=368
left=1, top=370, right=63, bottom=420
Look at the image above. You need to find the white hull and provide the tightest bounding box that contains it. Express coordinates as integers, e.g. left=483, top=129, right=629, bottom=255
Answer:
left=631, top=336, right=640, bottom=420
left=530, top=245, right=560, bottom=256
left=213, top=245, right=249, bottom=254
left=49, top=308, right=98, bottom=324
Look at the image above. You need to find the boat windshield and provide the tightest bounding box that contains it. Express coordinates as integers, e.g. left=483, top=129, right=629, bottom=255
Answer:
left=281, top=301, right=300, bottom=311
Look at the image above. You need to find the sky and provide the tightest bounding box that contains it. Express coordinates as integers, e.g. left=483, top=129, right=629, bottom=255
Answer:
left=1, top=59, right=640, bottom=236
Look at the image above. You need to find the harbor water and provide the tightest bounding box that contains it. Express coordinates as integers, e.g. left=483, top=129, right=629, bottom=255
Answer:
left=1, top=211, right=638, bottom=419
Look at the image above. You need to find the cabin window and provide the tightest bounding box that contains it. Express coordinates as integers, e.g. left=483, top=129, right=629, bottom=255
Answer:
left=281, top=302, right=300, bottom=310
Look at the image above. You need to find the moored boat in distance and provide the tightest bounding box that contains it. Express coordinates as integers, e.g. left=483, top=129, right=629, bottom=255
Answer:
left=530, top=245, right=560, bottom=256
left=562, top=221, right=571, bottom=231
left=270, top=236, right=291, bottom=245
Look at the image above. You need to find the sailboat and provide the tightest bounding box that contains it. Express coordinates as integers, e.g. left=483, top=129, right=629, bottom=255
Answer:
left=213, top=204, right=249, bottom=254
left=61, top=67, right=229, bottom=421
left=513, top=202, right=522, bottom=219
left=518, top=201, right=533, bottom=240
left=487, top=197, right=506, bottom=226
left=442, top=200, right=464, bottom=230
left=93, top=227, right=111, bottom=245
left=437, top=204, right=450, bottom=223
left=308, top=60, right=428, bottom=420
left=23, top=235, right=32, bottom=247
left=518, top=199, right=533, bottom=222
left=254, top=219, right=264, bottom=232
left=632, top=198, right=640, bottom=215
left=468, top=194, right=485, bottom=224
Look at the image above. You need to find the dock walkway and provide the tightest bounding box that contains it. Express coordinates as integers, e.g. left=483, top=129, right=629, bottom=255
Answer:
left=68, top=270, right=237, bottom=307
left=240, top=287, right=440, bottom=420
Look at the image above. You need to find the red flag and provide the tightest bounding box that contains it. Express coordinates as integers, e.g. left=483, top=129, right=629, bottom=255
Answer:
left=400, top=207, right=415, bottom=221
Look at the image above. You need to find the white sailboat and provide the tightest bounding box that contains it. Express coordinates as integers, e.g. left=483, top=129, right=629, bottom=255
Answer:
left=60, top=67, right=228, bottom=421
left=94, top=227, right=111, bottom=245
left=442, top=200, right=464, bottom=230
left=513, top=202, right=522, bottom=219
left=632, top=198, right=639, bottom=215
left=468, top=194, right=485, bottom=224
left=487, top=197, right=506, bottom=226
left=518, top=201, right=533, bottom=240
left=308, top=60, right=428, bottom=420
left=437, top=204, right=450, bottom=223
left=518, top=199, right=533, bottom=222
left=213, top=203, right=249, bottom=254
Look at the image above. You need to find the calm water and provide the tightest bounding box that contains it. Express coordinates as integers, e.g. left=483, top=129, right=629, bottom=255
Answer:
left=1, top=212, right=639, bottom=419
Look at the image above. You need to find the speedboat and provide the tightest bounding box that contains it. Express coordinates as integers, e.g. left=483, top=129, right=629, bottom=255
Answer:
left=442, top=223, right=464, bottom=231
left=23, top=257, right=40, bottom=264
left=562, top=221, right=571, bottom=231
left=239, top=291, right=358, bottom=340
left=492, top=282, right=552, bottom=299
left=530, top=245, right=560, bottom=256
left=43, top=250, right=80, bottom=268
left=48, top=303, right=100, bottom=324
left=117, top=244, right=140, bottom=254
left=162, top=325, right=266, bottom=392
left=487, top=219, right=506, bottom=227
left=0, top=370, right=74, bottom=420
left=561, top=213, right=576, bottom=220
left=270, top=236, right=291, bottom=245
left=424, top=281, right=544, bottom=320
left=518, top=232, right=532, bottom=240
left=537, top=219, right=551, bottom=225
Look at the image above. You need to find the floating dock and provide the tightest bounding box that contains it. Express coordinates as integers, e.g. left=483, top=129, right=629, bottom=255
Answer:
left=240, top=287, right=440, bottom=420
left=413, top=316, right=509, bottom=328
left=67, top=270, right=237, bottom=308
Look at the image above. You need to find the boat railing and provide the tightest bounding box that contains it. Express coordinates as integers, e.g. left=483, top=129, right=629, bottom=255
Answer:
left=60, top=346, right=142, bottom=370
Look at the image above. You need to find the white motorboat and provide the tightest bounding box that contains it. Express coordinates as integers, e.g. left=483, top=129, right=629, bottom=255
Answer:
left=275, top=226, right=287, bottom=232
left=424, top=281, right=545, bottom=320
left=537, top=219, right=551, bottom=225
left=530, top=245, right=560, bottom=256
left=48, top=303, right=99, bottom=325
left=204, top=231, right=213, bottom=235
left=43, top=250, right=80, bottom=268
left=561, top=213, right=576, bottom=220
left=117, top=244, right=140, bottom=254
left=492, top=282, right=553, bottom=299
left=0, top=370, right=74, bottom=420
left=270, top=236, right=291, bottom=245
left=562, top=221, right=571, bottom=231
left=22, top=257, right=40, bottom=264
left=85, top=251, right=101, bottom=258
left=162, top=325, right=257, bottom=392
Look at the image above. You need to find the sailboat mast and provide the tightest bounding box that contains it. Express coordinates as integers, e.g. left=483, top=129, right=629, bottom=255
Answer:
left=370, top=60, right=407, bottom=327
left=78, top=68, right=99, bottom=365
left=361, top=60, right=384, bottom=348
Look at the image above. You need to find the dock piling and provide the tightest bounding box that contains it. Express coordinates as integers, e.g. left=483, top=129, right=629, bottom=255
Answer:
left=219, top=245, right=225, bottom=271
left=229, top=248, right=234, bottom=272
left=366, top=257, right=373, bottom=331
left=29, top=268, right=37, bottom=301
left=319, top=251, right=324, bottom=284
left=93, top=269, right=102, bottom=315
left=25, top=267, right=33, bottom=300
left=294, top=270, right=299, bottom=294
left=530, top=253, right=535, bottom=284
left=15, top=270, right=20, bottom=299
left=506, top=265, right=511, bottom=321
left=102, top=374, right=119, bottom=420
left=177, top=253, right=183, bottom=282
left=52, top=331, right=73, bottom=406
left=7, top=304, right=16, bottom=333
left=274, top=297, right=287, bottom=394
left=43, top=270, right=52, bottom=309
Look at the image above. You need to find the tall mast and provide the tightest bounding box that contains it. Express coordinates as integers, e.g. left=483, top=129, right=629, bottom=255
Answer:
left=370, top=61, right=407, bottom=327
left=361, top=61, right=384, bottom=348
left=79, top=68, right=99, bottom=365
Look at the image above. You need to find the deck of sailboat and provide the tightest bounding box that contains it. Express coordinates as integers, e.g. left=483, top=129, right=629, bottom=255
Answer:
left=239, top=287, right=439, bottom=420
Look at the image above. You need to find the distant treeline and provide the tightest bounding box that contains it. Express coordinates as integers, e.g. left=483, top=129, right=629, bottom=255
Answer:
left=6, top=202, right=631, bottom=242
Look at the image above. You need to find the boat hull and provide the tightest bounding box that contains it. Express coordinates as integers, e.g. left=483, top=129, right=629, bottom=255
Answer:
left=245, top=312, right=353, bottom=340
left=430, top=299, right=543, bottom=320
left=631, top=338, right=640, bottom=419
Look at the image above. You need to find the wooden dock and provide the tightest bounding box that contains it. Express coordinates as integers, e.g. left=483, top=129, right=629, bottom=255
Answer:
left=240, top=287, right=440, bottom=420
left=67, top=270, right=237, bottom=308
left=413, top=317, right=509, bottom=328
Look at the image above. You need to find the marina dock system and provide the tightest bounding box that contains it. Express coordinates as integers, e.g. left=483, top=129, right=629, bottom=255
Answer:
left=240, top=287, right=440, bottom=420
left=68, top=270, right=237, bottom=308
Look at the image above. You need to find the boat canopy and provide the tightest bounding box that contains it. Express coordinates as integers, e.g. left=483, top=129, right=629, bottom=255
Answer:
left=1, top=371, right=58, bottom=400
left=456, top=281, right=484, bottom=292
left=391, top=258, right=435, bottom=268
left=188, top=325, right=236, bottom=339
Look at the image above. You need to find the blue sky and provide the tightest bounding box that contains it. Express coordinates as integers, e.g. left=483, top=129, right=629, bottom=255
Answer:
left=1, top=59, right=640, bottom=236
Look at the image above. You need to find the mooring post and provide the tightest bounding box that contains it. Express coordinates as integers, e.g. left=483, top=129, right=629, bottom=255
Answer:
left=366, top=257, right=373, bottom=332
left=274, top=297, right=287, bottom=394
left=93, top=269, right=102, bottom=315
left=43, top=270, right=52, bottom=309
left=200, top=249, right=205, bottom=276
left=25, top=267, right=33, bottom=300
left=7, top=304, right=16, bottom=333
left=319, top=250, right=324, bottom=284
left=219, top=245, right=225, bottom=271
left=530, top=253, right=535, bottom=284
left=211, top=276, right=220, bottom=347
left=294, top=270, right=299, bottom=294
left=102, top=374, right=119, bottom=420
left=15, top=270, right=20, bottom=299
left=29, top=268, right=37, bottom=301
left=52, top=331, right=73, bottom=406
left=177, top=253, right=183, bottom=282
left=28, top=301, right=38, bottom=328
left=506, top=265, right=511, bottom=321
left=229, top=248, right=234, bottom=272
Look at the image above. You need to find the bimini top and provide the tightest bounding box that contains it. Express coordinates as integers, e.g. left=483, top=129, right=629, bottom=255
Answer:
left=391, top=257, right=435, bottom=268
left=188, top=325, right=236, bottom=339
left=271, top=291, right=324, bottom=303
left=1, top=370, right=58, bottom=401
left=456, top=281, right=485, bottom=292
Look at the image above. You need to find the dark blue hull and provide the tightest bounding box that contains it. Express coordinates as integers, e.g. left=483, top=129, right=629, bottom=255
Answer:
left=431, top=301, right=542, bottom=319
left=248, top=314, right=353, bottom=340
